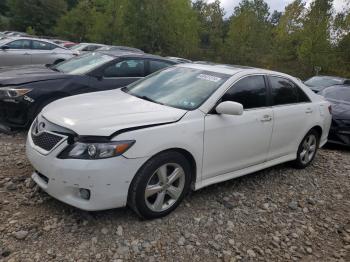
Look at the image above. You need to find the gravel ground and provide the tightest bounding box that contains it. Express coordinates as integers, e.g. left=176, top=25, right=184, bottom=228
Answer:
left=0, top=132, right=349, bottom=262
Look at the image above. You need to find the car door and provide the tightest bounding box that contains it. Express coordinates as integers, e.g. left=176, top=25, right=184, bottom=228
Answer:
left=267, top=75, right=314, bottom=160
left=202, top=75, right=274, bottom=180
left=30, top=40, right=58, bottom=64
left=94, top=58, right=146, bottom=90
left=0, top=39, right=32, bottom=66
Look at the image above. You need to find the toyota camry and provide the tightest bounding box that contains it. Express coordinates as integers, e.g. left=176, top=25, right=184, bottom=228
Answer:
left=26, top=63, right=332, bottom=219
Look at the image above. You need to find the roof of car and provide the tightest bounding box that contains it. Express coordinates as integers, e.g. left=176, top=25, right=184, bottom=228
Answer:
left=97, top=50, right=177, bottom=62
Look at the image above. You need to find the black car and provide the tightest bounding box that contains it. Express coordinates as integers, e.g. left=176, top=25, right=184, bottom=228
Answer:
left=0, top=51, right=178, bottom=128
left=304, top=75, right=350, bottom=93
left=319, top=85, right=350, bottom=146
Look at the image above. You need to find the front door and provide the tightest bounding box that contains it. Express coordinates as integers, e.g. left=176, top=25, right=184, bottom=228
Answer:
left=202, top=75, right=273, bottom=180
left=1, top=39, right=32, bottom=66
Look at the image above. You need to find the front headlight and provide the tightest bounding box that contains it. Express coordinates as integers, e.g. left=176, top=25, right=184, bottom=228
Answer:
left=58, top=140, right=135, bottom=159
left=0, top=87, right=32, bottom=98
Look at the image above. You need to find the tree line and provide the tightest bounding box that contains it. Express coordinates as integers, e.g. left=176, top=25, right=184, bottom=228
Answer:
left=0, top=0, right=349, bottom=79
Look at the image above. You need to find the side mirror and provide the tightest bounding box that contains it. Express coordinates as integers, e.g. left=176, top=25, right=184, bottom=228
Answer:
left=215, top=101, right=243, bottom=116
left=1, top=45, right=9, bottom=50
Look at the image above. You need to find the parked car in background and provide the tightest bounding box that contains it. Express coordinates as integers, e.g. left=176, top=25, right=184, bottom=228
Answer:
left=0, top=37, right=74, bottom=67
left=0, top=51, right=178, bottom=128
left=52, top=39, right=77, bottom=49
left=70, top=43, right=106, bottom=55
left=304, top=75, right=350, bottom=93
left=26, top=63, right=331, bottom=219
left=319, top=85, right=350, bottom=146
left=166, top=56, right=192, bottom=63
left=3, top=31, right=31, bottom=37
left=98, top=45, right=144, bottom=53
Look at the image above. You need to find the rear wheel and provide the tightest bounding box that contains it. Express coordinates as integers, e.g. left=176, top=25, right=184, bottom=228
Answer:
left=293, top=129, right=319, bottom=169
left=128, top=151, right=192, bottom=219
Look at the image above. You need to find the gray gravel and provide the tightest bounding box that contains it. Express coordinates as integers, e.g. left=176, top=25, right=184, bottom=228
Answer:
left=0, top=132, right=349, bottom=261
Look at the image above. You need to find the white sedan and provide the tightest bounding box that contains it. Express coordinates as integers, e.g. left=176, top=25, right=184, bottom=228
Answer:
left=26, top=63, right=332, bottom=219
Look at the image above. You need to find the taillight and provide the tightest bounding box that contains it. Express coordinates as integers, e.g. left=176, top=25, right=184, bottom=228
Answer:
left=328, top=105, right=332, bottom=114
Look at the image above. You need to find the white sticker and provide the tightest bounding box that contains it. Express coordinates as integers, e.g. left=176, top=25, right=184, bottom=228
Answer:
left=197, top=74, right=222, bottom=83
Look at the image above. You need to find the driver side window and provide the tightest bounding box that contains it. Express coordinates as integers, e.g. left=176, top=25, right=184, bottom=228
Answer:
left=103, top=59, right=145, bottom=78
left=7, top=40, right=31, bottom=49
left=222, top=75, right=268, bottom=109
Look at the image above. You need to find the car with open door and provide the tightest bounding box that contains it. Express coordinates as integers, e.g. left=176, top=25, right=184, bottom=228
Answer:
left=26, top=63, right=332, bottom=219
left=0, top=51, right=177, bottom=128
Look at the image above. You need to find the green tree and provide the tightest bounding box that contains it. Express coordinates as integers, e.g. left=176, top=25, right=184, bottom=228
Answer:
left=8, top=0, right=67, bottom=35
left=0, top=0, right=9, bottom=16
left=55, top=0, right=97, bottom=42
left=88, top=0, right=129, bottom=45
left=223, top=0, right=272, bottom=67
left=272, top=0, right=306, bottom=75
left=297, top=0, right=334, bottom=75
left=124, top=0, right=199, bottom=57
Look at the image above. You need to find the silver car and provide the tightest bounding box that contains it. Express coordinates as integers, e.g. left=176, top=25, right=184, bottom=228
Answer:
left=0, top=37, right=75, bottom=67
left=70, top=43, right=106, bottom=55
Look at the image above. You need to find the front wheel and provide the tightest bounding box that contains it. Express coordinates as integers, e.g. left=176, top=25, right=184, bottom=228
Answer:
left=128, top=151, right=192, bottom=219
left=293, top=129, right=319, bottom=169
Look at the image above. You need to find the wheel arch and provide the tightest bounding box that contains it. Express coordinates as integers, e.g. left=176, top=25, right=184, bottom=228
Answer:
left=128, top=147, right=198, bottom=194
left=310, top=125, right=323, bottom=139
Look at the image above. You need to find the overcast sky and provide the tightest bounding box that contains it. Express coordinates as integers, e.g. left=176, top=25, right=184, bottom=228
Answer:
left=206, top=0, right=348, bottom=17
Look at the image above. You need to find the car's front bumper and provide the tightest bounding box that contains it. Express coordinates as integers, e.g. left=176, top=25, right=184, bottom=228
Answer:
left=26, top=131, right=148, bottom=211
left=0, top=99, right=32, bottom=127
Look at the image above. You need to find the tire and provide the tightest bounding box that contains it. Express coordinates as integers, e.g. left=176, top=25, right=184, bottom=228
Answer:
left=293, top=129, right=320, bottom=169
left=128, top=151, right=192, bottom=219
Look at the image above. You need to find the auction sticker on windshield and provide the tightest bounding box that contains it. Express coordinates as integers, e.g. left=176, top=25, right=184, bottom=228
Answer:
left=197, top=74, right=222, bottom=83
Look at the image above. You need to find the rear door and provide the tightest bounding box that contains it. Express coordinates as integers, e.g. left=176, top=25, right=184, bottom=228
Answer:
left=267, top=75, right=313, bottom=160
left=30, top=40, right=58, bottom=64
left=0, top=39, right=32, bottom=66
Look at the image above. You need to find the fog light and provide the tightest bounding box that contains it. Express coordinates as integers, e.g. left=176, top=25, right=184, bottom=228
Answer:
left=79, top=188, right=91, bottom=200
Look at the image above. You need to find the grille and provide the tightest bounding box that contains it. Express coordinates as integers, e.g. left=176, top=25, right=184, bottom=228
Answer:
left=32, top=131, right=64, bottom=151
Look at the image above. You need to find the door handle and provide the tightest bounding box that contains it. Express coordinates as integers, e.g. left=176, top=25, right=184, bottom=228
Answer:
left=260, top=115, right=272, bottom=122
left=305, top=108, right=313, bottom=114
left=23, top=53, right=30, bottom=55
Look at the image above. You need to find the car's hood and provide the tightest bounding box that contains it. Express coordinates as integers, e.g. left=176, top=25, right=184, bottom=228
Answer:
left=42, top=89, right=187, bottom=136
left=0, top=65, right=70, bottom=86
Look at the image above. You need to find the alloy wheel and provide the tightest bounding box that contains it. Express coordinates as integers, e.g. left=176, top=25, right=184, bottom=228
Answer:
left=144, top=163, right=185, bottom=212
left=300, top=134, right=317, bottom=165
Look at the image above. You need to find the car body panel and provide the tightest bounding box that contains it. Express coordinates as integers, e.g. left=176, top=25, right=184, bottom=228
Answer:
left=25, top=64, right=332, bottom=211
left=0, top=37, right=74, bottom=67
left=41, top=89, right=187, bottom=136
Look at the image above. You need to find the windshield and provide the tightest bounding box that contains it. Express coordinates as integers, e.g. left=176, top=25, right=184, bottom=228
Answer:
left=52, top=52, right=114, bottom=75
left=123, top=67, right=230, bottom=110
left=305, top=76, right=344, bottom=88
left=323, top=87, right=350, bottom=103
